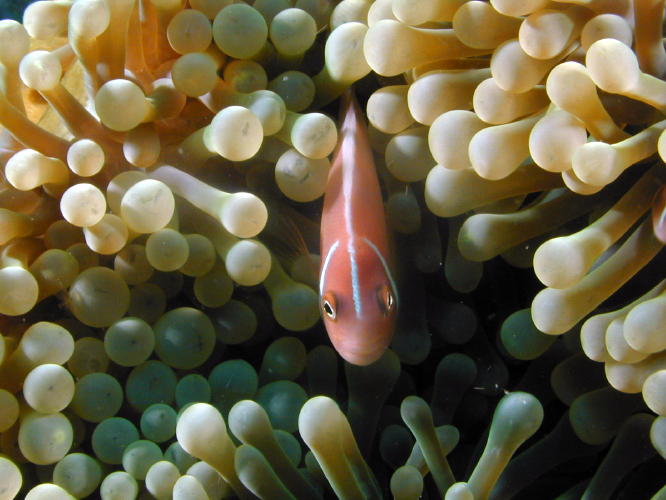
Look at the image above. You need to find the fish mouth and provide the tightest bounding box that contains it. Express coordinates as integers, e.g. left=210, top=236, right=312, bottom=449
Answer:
left=331, top=334, right=389, bottom=366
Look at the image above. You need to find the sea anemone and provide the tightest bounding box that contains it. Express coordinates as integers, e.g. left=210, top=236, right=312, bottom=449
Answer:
left=0, top=0, right=665, bottom=498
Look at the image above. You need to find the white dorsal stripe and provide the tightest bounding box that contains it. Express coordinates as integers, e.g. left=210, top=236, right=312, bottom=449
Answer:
left=363, top=237, right=399, bottom=308
left=341, top=132, right=362, bottom=318
left=348, top=239, right=362, bottom=318
left=319, top=239, right=340, bottom=296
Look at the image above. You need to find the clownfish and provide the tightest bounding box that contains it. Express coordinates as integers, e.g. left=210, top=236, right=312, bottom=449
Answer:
left=319, top=90, right=398, bottom=366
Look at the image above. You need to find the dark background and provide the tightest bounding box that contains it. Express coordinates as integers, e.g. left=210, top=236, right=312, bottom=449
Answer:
left=0, top=0, right=31, bottom=21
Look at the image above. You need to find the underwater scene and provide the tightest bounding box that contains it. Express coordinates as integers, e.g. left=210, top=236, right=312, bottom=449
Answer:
left=0, top=0, right=665, bottom=498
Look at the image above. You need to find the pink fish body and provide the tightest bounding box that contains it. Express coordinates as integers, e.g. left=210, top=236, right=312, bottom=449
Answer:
left=319, top=91, right=398, bottom=366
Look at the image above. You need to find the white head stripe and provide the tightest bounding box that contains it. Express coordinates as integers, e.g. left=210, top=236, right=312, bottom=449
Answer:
left=363, top=237, right=399, bottom=308
left=319, top=240, right=339, bottom=296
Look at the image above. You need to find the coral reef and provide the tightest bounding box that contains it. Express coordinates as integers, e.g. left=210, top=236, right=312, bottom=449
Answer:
left=0, top=0, right=665, bottom=498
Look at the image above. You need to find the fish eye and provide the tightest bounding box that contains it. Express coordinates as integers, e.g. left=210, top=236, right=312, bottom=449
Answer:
left=322, top=292, right=337, bottom=320
left=377, top=285, right=395, bottom=316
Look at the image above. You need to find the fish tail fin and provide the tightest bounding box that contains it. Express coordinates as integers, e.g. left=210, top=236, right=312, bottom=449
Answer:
left=339, top=87, right=365, bottom=135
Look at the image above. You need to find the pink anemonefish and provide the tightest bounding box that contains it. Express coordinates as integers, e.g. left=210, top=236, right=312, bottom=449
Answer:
left=319, top=90, right=398, bottom=366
